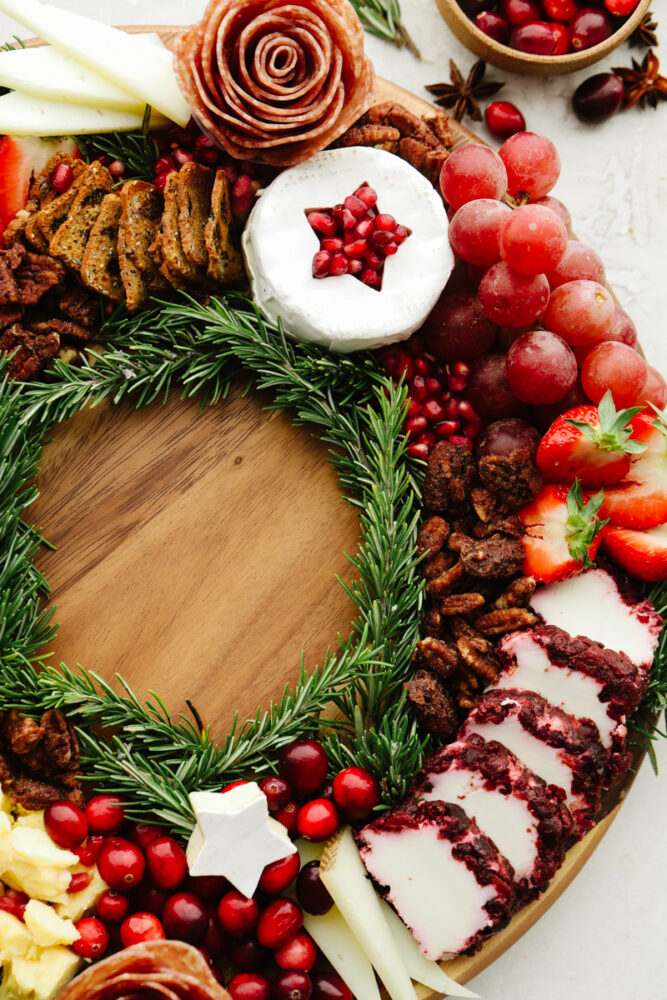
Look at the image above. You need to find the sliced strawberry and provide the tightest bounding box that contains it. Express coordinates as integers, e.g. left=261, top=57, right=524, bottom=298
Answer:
left=0, top=135, right=80, bottom=239
left=536, top=390, right=648, bottom=488
left=517, top=481, right=606, bottom=583
left=599, top=412, right=667, bottom=529
left=601, top=523, right=667, bottom=582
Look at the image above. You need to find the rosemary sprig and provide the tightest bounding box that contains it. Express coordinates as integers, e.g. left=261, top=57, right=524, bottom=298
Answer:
left=74, top=131, right=159, bottom=181
left=349, top=0, right=420, bottom=58
left=630, top=580, right=667, bottom=772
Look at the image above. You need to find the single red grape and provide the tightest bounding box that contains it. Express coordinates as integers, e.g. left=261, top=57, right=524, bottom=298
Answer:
left=479, top=261, right=550, bottom=327
left=476, top=418, right=541, bottom=459
left=448, top=198, right=512, bottom=266
left=439, top=145, right=508, bottom=210
left=466, top=353, right=524, bottom=420
left=546, top=240, right=605, bottom=289
left=499, top=204, right=568, bottom=275
left=607, top=305, right=638, bottom=349
left=581, top=341, right=648, bottom=407
left=506, top=330, right=578, bottom=404
left=531, top=196, right=571, bottom=233
left=543, top=279, right=614, bottom=346
left=423, top=291, right=498, bottom=362
left=499, top=132, right=561, bottom=200
left=640, top=366, right=667, bottom=410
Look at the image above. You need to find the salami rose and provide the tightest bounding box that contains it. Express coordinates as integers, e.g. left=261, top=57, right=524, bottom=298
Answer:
left=174, top=0, right=376, bottom=166
left=57, top=941, right=230, bottom=1000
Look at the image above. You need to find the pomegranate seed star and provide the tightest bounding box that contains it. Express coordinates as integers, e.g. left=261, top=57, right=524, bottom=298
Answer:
left=186, top=782, right=297, bottom=897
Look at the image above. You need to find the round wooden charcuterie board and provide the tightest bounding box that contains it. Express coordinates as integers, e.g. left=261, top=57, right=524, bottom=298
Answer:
left=24, top=25, right=649, bottom=992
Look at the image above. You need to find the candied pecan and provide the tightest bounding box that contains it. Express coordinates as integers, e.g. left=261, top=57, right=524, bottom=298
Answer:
left=10, top=776, right=70, bottom=812
left=471, top=487, right=498, bottom=524
left=472, top=521, right=493, bottom=539
left=421, top=606, right=444, bottom=637
left=450, top=616, right=479, bottom=641
left=427, top=559, right=465, bottom=597
left=0, top=247, right=22, bottom=303
left=411, top=636, right=460, bottom=681
left=478, top=449, right=542, bottom=508
left=456, top=636, right=500, bottom=684
left=474, top=607, right=537, bottom=635
left=424, top=110, right=453, bottom=147
left=30, top=319, right=90, bottom=345
left=58, top=286, right=101, bottom=331
left=3, top=709, right=44, bottom=755
left=459, top=534, right=525, bottom=579
left=0, top=322, right=60, bottom=381
left=440, top=592, right=485, bottom=616
left=16, top=252, right=66, bottom=305
left=424, top=550, right=455, bottom=581
left=417, top=515, right=450, bottom=558
left=495, top=575, right=536, bottom=609
left=336, top=124, right=400, bottom=148
left=0, top=304, right=21, bottom=329
left=388, top=106, right=441, bottom=145
left=492, top=514, right=525, bottom=538
left=447, top=532, right=469, bottom=552
left=41, top=709, right=80, bottom=772
left=405, top=669, right=459, bottom=740
left=423, top=442, right=476, bottom=515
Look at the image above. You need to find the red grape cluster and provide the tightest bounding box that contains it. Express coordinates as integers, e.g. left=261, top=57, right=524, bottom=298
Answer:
left=462, top=0, right=640, bottom=55
left=36, top=743, right=380, bottom=1000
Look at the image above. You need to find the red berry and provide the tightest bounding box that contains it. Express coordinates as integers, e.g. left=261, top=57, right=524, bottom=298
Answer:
left=568, top=7, right=612, bottom=50
left=218, top=891, right=259, bottom=938
left=360, top=269, right=381, bottom=289
left=228, top=973, right=271, bottom=1000
left=145, top=835, right=188, bottom=890
left=258, top=852, right=300, bottom=894
left=329, top=253, right=348, bottom=276
left=67, top=872, right=91, bottom=894
left=296, top=800, right=339, bottom=842
left=51, top=162, right=74, bottom=193
left=307, top=211, right=337, bottom=238
left=476, top=10, right=510, bottom=44
left=185, top=874, right=229, bottom=899
left=605, top=0, right=639, bottom=13
left=274, top=801, right=299, bottom=835
left=155, top=154, right=175, bottom=175
left=131, top=822, right=164, bottom=849
left=44, top=801, right=88, bottom=848
left=320, top=237, right=343, bottom=253
left=257, top=899, right=303, bottom=949
left=85, top=794, right=125, bottom=834
left=0, top=889, right=28, bottom=921
left=73, top=916, right=109, bottom=958
left=108, top=159, right=126, bottom=177
left=332, top=768, right=381, bottom=822
left=279, top=741, right=328, bottom=797
left=133, top=884, right=168, bottom=916
left=485, top=101, right=526, bottom=140
left=73, top=834, right=105, bottom=867
left=120, top=911, right=166, bottom=947
left=311, top=974, right=353, bottom=1000
left=154, top=169, right=176, bottom=193
left=96, top=890, right=131, bottom=923
left=97, top=837, right=146, bottom=891
left=312, top=251, right=332, bottom=278
left=353, top=185, right=378, bottom=209
left=173, top=148, right=194, bottom=167
left=229, top=938, right=271, bottom=970
left=543, top=0, right=579, bottom=17
left=344, top=195, right=367, bottom=219
left=274, top=930, right=317, bottom=972
left=500, top=0, right=541, bottom=26
left=273, top=971, right=312, bottom=1000
left=295, top=861, right=333, bottom=916
left=221, top=780, right=251, bottom=794
left=203, top=915, right=226, bottom=958
left=163, top=891, right=209, bottom=943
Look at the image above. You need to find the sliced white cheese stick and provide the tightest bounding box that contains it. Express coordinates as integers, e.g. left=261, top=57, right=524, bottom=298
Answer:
left=0, top=0, right=190, bottom=125
left=320, top=828, right=418, bottom=1000
left=530, top=568, right=661, bottom=669
left=496, top=632, right=616, bottom=748
left=0, top=91, right=168, bottom=136
left=380, top=902, right=480, bottom=999
left=0, top=46, right=148, bottom=111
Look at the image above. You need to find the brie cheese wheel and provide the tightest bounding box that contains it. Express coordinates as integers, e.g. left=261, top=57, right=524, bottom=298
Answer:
left=242, top=148, right=454, bottom=353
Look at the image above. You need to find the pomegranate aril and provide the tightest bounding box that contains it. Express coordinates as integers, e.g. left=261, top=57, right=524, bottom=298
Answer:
left=393, top=224, right=409, bottom=245
left=172, top=148, right=194, bottom=167
left=375, top=213, right=396, bottom=232
left=422, top=399, right=446, bottom=423
left=67, top=872, right=91, bottom=894
left=448, top=374, right=467, bottom=393
left=232, top=175, right=254, bottom=215
left=347, top=258, right=363, bottom=276
left=344, top=195, right=367, bottom=219
left=360, top=269, right=381, bottom=289
left=364, top=250, right=384, bottom=271
left=353, top=184, right=378, bottom=209
left=425, top=376, right=442, bottom=394
left=155, top=154, right=176, bottom=175
left=307, top=211, right=337, bottom=237
left=320, top=237, right=343, bottom=253
left=416, top=431, right=436, bottom=449
left=449, top=435, right=474, bottom=449
left=343, top=238, right=368, bottom=258
left=383, top=242, right=399, bottom=256
left=332, top=204, right=356, bottom=230
left=154, top=170, right=176, bottom=193
left=410, top=374, right=429, bottom=402
left=51, top=162, right=74, bottom=193
left=452, top=361, right=470, bottom=378
left=436, top=420, right=460, bottom=437
left=355, top=217, right=374, bottom=239
left=405, top=397, right=422, bottom=419
left=405, top=416, right=428, bottom=437
left=0, top=889, right=28, bottom=921
left=312, top=251, right=332, bottom=279
left=329, top=253, right=349, bottom=276
left=74, top=834, right=105, bottom=866
left=369, top=230, right=393, bottom=250
left=408, top=442, right=430, bottom=459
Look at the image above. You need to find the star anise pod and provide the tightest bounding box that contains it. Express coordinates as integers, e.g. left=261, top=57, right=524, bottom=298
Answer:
left=426, top=59, right=504, bottom=123
left=629, top=11, right=658, bottom=49
left=612, top=49, right=667, bottom=110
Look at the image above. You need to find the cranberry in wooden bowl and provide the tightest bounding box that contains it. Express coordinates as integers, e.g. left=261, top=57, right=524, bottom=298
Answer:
left=434, top=0, right=651, bottom=75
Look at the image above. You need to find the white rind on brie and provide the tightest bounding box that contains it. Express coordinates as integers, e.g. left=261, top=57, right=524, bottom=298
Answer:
left=242, top=148, right=454, bottom=353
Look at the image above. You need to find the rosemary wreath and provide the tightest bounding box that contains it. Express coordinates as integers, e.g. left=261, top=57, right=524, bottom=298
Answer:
left=1, top=293, right=665, bottom=837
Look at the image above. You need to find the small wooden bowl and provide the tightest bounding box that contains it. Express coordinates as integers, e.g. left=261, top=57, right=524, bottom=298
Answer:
left=435, top=0, right=652, bottom=76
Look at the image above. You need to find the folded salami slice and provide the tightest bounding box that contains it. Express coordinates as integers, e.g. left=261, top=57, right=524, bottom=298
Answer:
left=173, top=0, right=376, bottom=165
left=56, top=940, right=231, bottom=1000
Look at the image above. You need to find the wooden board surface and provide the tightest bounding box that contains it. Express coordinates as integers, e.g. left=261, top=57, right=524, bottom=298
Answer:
left=25, top=29, right=647, bottom=992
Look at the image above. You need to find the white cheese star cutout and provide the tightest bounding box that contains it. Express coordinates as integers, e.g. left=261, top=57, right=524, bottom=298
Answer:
left=186, top=782, right=297, bottom=897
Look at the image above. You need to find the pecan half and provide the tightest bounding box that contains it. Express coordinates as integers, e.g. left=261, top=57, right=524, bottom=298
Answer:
left=423, top=551, right=454, bottom=581
left=456, top=635, right=500, bottom=684
left=459, top=534, right=525, bottom=579
left=411, top=636, right=460, bottom=681
left=417, top=515, right=450, bottom=558
left=405, top=670, right=459, bottom=740
left=474, top=607, right=537, bottom=636
left=478, top=449, right=542, bottom=508
left=440, top=592, right=485, bottom=616
left=427, top=559, right=465, bottom=596
left=336, top=124, right=400, bottom=149
left=423, top=442, right=476, bottom=515
left=495, top=575, right=536, bottom=609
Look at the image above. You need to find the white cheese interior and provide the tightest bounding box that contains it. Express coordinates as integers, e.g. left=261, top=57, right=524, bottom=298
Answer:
left=498, top=635, right=615, bottom=748
left=420, top=767, right=538, bottom=880
left=361, top=826, right=496, bottom=960
left=530, top=569, right=657, bottom=667
left=466, top=717, right=575, bottom=807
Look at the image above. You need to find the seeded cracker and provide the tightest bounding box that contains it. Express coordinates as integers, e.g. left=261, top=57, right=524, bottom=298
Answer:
left=80, top=192, right=124, bottom=301
left=205, top=169, right=244, bottom=285
left=177, top=161, right=214, bottom=271
left=49, top=160, right=113, bottom=272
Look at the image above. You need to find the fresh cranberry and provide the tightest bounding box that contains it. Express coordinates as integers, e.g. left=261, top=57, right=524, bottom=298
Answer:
left=568, top=7, right=613, bottom=49
left=511, top=21, right=559, bottom=54
left=273, top=971, right=312, bottom=1000
left=274, top=801, right=299, bottom=835
left=185, top=874, right=228, bottom=899
left=551, top=21, right=569, bottom=54
left=296, top=800, right=339, bottom=842
left=163, top=891, right=209, bottom=943
left=0, top=889, right=28, bottom=921
left=51, top=162, right=74, bottom=193
left=108, top=159, right=126, bottom=177
left=73, top=916, right=109, bottom=958
left=203, top=914, right=226, bottom=958
left=221, top=780, right=251, bottom=793
left=257, top=899, right=303, bottom=949
left=67, top=872, right=91, bottom=894
left=120, top=911, right=166, bottom=947
left=44, top=800, right=88, bottom=848
left=360, top=268, right=381, bottom=289
left=605, top=0, right=640, bottom=12
left=228, top=973, right=272, bottom=1000
left=229, top=938, right=271, bottom=970
left=131, top=822, right=164, bottom=849
left=97, top=837, right=146, bottom=891
left=258, top=852, right=300, bottom=894
left=500, top=0, right=541, bottom=25
left=85, top=794, right=125, bottom=834
left=475, top=10, right=510, bottom=43
left=274, top=931, right=317, bottom=972
left=232, top=174, right=254, bottom=216
left=332, top=767, right=380, bottom=822
left=311, top=974, right=353, bottom=1000
left=145, top=835, right=188, bottom=889
left=485, top=101, right=526, bottom=139
left=279, top=741, right=328, bottom=798
left=218, top=891, right=259, bottom=938
left=96, top=890, right=131, bottom=923
left=133, top=883, right=168, bottom=916
left=543, top=0, right=579, bottom=17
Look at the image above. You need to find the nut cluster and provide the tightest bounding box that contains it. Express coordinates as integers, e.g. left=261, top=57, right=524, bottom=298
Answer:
left=335, top=102, right=453, bottom=185
left=405, top=441, right=542, bottom=741
left=0, top=708, right=83, bottom=810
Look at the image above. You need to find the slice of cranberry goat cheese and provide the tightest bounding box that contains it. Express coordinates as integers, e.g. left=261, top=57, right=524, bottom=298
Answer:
left=319, top=827, right=419, bottom=1000
left=530, top=567, right=662, bottom=670
left=412, top=735, right=573, bottom=897
left=242, top=147, right=454, bottom=352
left=355, top=802, right=515, bottom=961
left=462, top=690, right=607, bottom=835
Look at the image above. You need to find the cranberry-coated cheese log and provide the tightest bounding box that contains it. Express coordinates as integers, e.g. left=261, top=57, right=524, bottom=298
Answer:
left=412, top=735, right=573, bottom=898
left=530, top=567, right=662, bottom=670
left=357, top=800, right=515, bottom=960
left=462, top=689, right=607, bottom=835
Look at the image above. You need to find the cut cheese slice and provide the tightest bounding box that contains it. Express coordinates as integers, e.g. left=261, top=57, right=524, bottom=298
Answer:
left=497, top=632, right=616, bottom=748
left=320, top=828, right=418, bottom=1000
left=0, top=0, right=190, bottom=125
left=0, top=91, right=168, bottom=136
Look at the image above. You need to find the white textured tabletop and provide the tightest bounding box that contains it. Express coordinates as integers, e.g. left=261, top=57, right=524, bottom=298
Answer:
left=1, top=2, right=665, bottom=998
